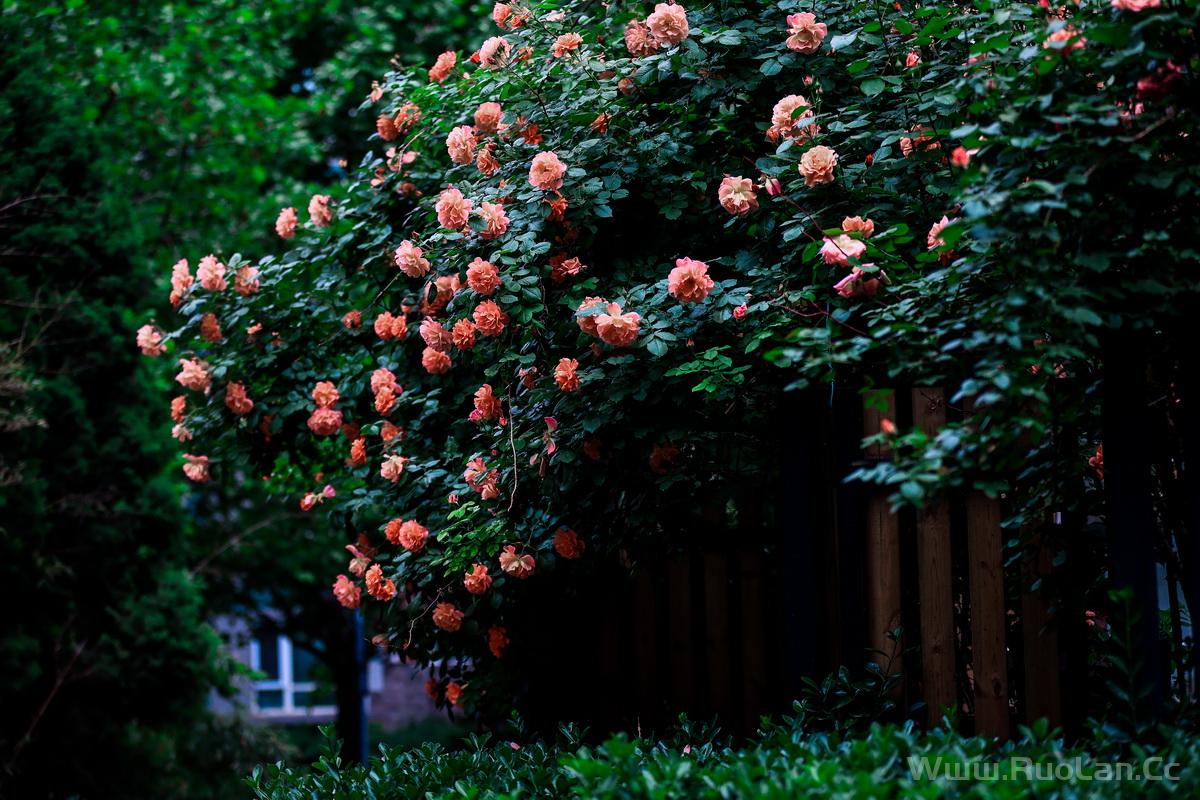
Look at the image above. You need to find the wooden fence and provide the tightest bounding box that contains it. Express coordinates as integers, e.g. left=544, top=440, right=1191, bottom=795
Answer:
left=514, top=386, right=1071, bottom=739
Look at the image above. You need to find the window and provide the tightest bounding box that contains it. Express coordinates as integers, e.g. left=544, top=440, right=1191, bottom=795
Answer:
left=248, top=634, right=336, bottom=716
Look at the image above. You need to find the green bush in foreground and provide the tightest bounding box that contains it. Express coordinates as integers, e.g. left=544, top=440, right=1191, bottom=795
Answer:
left=250, top=716, right=1200, bottom=798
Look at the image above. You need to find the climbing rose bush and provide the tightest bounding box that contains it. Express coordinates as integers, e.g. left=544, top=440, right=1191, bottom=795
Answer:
left=144, top=0, right=1198, bottom=714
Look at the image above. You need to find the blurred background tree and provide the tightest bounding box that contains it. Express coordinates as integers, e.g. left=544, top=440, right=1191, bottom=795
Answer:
left=0, top=1, right=484, bottom=796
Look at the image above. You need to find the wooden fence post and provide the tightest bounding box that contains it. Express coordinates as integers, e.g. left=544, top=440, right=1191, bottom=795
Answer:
left=966, top=490, right=1010, bottom=739
left=1020, top=531, right=1062, bottom=727
left=863, top=391, right=902, bottom=672
left=912, top=388, right=956, bottom=725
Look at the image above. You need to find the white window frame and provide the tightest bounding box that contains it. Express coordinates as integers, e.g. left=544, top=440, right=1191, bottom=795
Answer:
left=248, top=634, right=336, bottom=717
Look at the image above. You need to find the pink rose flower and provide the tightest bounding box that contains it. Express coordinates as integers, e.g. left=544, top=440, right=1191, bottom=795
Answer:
left=464, top=564, right=492, bottom=595
left=820, top=235, right=867, bottom=266
left=718, top=175, right=758, bottom=216
left=422, top=347, right=452, bottom=374
left=479, top=36, right=511, bottom=69
left=833, top=266, right=883, bottom=299
left=333, top=574, right=362, bottom=609
left=646, top=3, right=689, bottom=46
left=312, top=381, right=339, bottom=408
left=1112, top=0, right=1160, bottom=9
left=225, top=382, right=254, bottom=415
left=432, top=602, right=464, bottom=632
left=554, top=358, right=580, bottom=392
left=467, top=258, right=502, bottom=295
left=308, top=194, right=333, bottom=228
left=770, top=95, right=819, bottom=140
left=365, top=564, right=397, bottom=601
left=786, top=12, right=828, bottom=54
left=528, top=151, right=567, bottom=191
left=398, top=519, right=429, bottom=551
left=275, top=207, right=298, bottom=239
left=420, top=317, right=452, bottom=352
left=233, top=265, right=260, bottom=296
left=668, top=258, right=714, bottom=303
left=595, top=303, right=641, bottom=347
left=905, top=50, right=921, bottom=68
left=576, top=296, right=608, bottom=336
left=446, top=125, right=477, bottom=165
left=393, top=240, right=430, bottom=278
left=429, top=50, right=456, bottom=83
left=499, top=545, right=535, bottom=578
left=477, top=201, right=510, bottom=240
left=927, top=216, right=956, bottom=250
left=552, top=33, right=583, bottom=57
left=473, top=300, right=509, bottom=336
left=175, top=358, right=211, bottom=392
left=380, top=454, right=408, bottom=483
left=436, top=185, right=472, bottom=230
left=182, top=454, right=210, bottom=483
left=476, top=146, right=501, bottom=176
left=307, top=407, right=343, bottom=436
left=136, top=324, right=165, bottom=356
left=842, top=216, right=875, bottom=237
left=798, top=145, right=838, bottom=187
left=169, top=258, right=193, bottom=306
left=624, top=19, right=659, bottom=56
left=197, top=254, right=227, bottom=291
left=452, top=319, right=477, bottom=350
left=474, top=101, right=503, bottom=134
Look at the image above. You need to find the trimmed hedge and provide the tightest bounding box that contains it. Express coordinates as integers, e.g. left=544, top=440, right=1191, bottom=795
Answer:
left=250, top=717, right=1200, bottom=798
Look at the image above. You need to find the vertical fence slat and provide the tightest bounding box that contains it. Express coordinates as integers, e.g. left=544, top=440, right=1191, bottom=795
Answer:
left=864, top=391, right=902, bottom=671
left=704, top=551, right=731, bottom=719
left=966, top=491, right=1010, bottom=739
left=912, top=387, right=956, bottom=724
left=632, top=568, right=657, bottom=724
left=1021, top=531, right=1062, bottom=727
left=740, top=550, right=766, bottom=733
left=667, top=555, right=694, bottom=711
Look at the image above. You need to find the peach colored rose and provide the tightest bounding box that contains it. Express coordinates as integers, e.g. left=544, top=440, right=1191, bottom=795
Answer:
left=473, top=101, right=503, bottom=134
left=1043, top=27, right=1086, bottom=54
left=234, top=265, right=259, bottom=296
left=464, top=564, right=493, bottom=595
left=476, top=145, right=501, bottom=176
left=182, top=454, right=210, bottom=482
left=554, top=358, right=580, bottom=392
left=552, top=32, right=583, bottom=57
left=820, top=235, right=867, bottom=266
left=770, top=95, right=819, bottom=140
left=376, top=114, right=398, bottom=141
left=197, top=254, right=227, bottom=291
left=446, top=125, right=477, bottom=165
left=474, top=384, right=503, bottom=420
left=492, top=2, right=514, bottom=27
left=169, top=258, right=193, bottom=306
left=432, top=602, right=464, bottom=632
left=429, top=50, right=456, bottom=83
left=380, top=453, right=408, bottom=482
left=576, top=296, right=607, bottom=336
left=646, top=3, right=689, bottom=46
left=718, top=175, right=758, bottom=216
left=436, top=185, right=472, bottom=230
left=553, top=527, right=585, bottom=559
left=275, top=207, right=298, bottom=239
left=464, top=456, right=499, bottom=498
left=349, top=437, right=367, bottom=466
left=595, top=303, right=641, bottom=347
left=374, top=311, right=396, bottom=339
left=390, top=315, right=409, bottom=340
left=473, top=300, right=509, bottom=336
left=175, top=358, right=211, bottom=392
left=171, top=424, right=191, bottom=442
left=365, top=564, right=397, bottom=601
left=1112, top=0, right=1160, bottom=9
left=479, top=36, right=511, bottom=69
left=308, top=194, right=333, bottom=228
left=333, top=574, right=362, bottom=608
left=649, top=440, right=679, bottom=474
left=225, top=382, right=254, bottom=415
left=312, top=381, right=339, bottom=408
left=398, top=519, right=429, bottom=552
left=307, top=407, right=343, bottom=436
left=668, top=257, right=714, bottom=303
left=343, top=310, right=362, bottom=329
left=199, top=312, right=222, bottom=343
left=371, top=367, right=400, bottom=395
left=488, top=625, right=509, bottom=658
left=170, top=395, right=187, bottom=423
left=499, top=544, right=535, bottom=578
left=833, top=266, right=883, bottom=299
left=452, top=319, right=477, bottom=349
left=136, top=324, right=165, bottom=356
left=375, top=386, right=397, bottom=415
left=786, top=12, right=827, bottom=54
left=420, top=319, right=451, bottom=353
left=528, top=151, right=566, bottom=191
left=842, top=216, right=875, bottom=237
left=477, top=202, right=509, bottom=240
left=624, top=19, right=659, bottom=56
left=445, top=682, right=463, bottom=706
left=422, top=346, right=453, bottom=374
left=549, top=255, right=585, bottom=284
left=394, top=102, right=422, bottom=134
left=798, top=145, right=838, bottom=187
left=393, top=240, right=431, bottom=278
left=905, top=50, right=921, bottom=68
left=466, top=258, right=502, bottom=295
left=927, top=216, right=955, bottom=250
